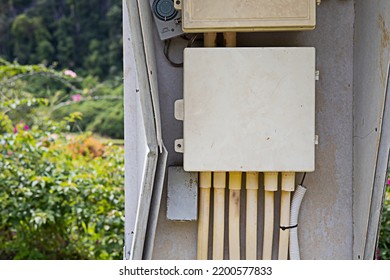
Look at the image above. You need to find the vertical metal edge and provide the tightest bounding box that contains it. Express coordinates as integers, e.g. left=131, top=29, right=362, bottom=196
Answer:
left=364, top=63, right=390, bottom=259
left=138, top=0, right=163, bottom=152
left=143, top=145, right=168, bottom=260
left=123, top=0, right=139, bottom=260
left=131, top=152, right=158, bottom=259
left=125, top=0, right=160, bottom=260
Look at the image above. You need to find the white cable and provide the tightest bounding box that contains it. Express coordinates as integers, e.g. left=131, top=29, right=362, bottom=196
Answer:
left=289, top=185, right=307, bottom=260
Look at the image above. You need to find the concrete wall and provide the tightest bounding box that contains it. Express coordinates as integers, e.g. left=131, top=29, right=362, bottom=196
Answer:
left=149, top=0, right=355, bottom=260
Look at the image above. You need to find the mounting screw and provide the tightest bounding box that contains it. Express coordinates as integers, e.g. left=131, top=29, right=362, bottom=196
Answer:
left=175, top=139, right=184, bottom=153
left=174, top=0, right=182, bottom=10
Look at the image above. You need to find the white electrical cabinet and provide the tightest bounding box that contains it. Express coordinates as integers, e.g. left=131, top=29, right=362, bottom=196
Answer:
left=178, top=47, right=316, bottom=172
left=177, top=0, right=317, bottom=32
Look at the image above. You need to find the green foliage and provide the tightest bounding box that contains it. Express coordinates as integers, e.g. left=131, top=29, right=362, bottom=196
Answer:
left=11, top=14, right=54, bottom=64
left=0, top=0, right=123, bottom=80
left=53, top=98, right=124, bottom=139
left=0, top=112, right=13, bottom=134
left=0, top=2, right=125, bottom=260
left=0, top=115, right=124, bottom=260
left=0, top=58, right=124, bottom=259
left=379, top=186, right=390, bottom=260
left=1, top=58, right=123, bottom=139
left=1, top=58, right=77, bottom=125
left=87, top=100, right=124, bottom=139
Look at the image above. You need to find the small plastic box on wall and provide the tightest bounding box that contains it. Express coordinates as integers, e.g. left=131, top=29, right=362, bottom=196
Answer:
left=175, top=0, right=317, bottom=32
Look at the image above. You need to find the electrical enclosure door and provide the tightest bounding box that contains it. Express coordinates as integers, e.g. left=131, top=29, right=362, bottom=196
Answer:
left=182, top=48, right=316, bottom=172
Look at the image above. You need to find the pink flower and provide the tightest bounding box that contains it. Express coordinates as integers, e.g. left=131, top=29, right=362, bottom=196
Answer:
left=388, top=179, right=390, bottom=185
left=13, top=126, right=17, bottom=134
left=24, top=125, right=29, bottom=131
left=64, top=69, right=77, bottom=78
left=71, top=94, right=81, bottom=102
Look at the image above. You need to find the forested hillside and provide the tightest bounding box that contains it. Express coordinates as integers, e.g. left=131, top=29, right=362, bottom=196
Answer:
left=0, top=0, right=122, bottom=79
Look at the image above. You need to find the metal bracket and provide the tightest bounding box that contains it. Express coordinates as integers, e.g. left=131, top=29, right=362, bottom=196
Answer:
left=315, top=70, right=320, bottom=81
left=174, top=99, right=184, bottom=121
left=174, top=0, right=182, bottom=10
left=175, top=139, right=184, bottom=153
left=315, top=135, right=319, bottom=145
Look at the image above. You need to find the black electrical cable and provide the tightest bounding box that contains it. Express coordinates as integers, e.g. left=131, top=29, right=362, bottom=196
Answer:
left=300, top=172, right=307, bottom=186
left=163, top=34, right=200, bottom=68
left=164, top=39, right=183, bottom=68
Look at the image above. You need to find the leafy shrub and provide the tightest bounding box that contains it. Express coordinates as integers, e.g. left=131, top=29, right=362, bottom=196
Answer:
left=52, top=98, right=124, bottom=139
left=86, top=100, right=124, bottom=139
left=0, top=118, right=124, bottom=259
left=0, top=58, right=123, bottom=139
left=67, top=135, right=105, bottom=158
left=0, top=58, right=124, bottom=259
left=379, top=185, right=390, bottom=259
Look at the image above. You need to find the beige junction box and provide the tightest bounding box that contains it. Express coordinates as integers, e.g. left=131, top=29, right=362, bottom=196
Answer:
left=176, top=0, right=317, bottom=32
left=175, top=47, right=316, bottom=172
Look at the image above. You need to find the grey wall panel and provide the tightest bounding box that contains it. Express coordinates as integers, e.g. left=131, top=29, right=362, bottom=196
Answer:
left=354, top=0, right=390, bottom=260
left=365, top=76, right=390, bottom=260
left=123, top=0, right=145, bottom=259
left=150, top=0, right=354, bottom=259
left=152, top=35, right=198, bottom=260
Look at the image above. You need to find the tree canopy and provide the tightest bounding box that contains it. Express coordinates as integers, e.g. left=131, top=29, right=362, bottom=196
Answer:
left=0, top=0, right=123, bottom=80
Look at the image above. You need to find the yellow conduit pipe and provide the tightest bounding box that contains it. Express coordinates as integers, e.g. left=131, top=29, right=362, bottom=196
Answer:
left=197, top=172, right=212, bottom=260
left=229, top=172, right=242, bottom=260
left=246, top=172, right=259, bottom=260
left=263, top=172, right=278, bottom=260
left=278, top=172, right=295, bottom=260
left=213, top=172, right=226, bottom=260
left=222, top=32, right=241, bottom=261
left=197, top=32, right=218, bottom=260
left=223, top=32, right=237, bottom=47
left=204, top=32, right=217, bottom=48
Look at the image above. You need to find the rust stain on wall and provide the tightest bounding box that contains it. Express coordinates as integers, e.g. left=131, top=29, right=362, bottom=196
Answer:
left=378, top=14, right=390, bottom=86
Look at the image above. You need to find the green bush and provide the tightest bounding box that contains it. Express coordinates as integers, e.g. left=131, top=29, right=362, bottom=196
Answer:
left=379, top=187, right=390, bottom=259
left=52, top=98, right=124, bottom=139
left=0, top=117, right=124, bottom=259
left=87, top=100, right=124, bottom=139
left=0, top=59, right=124, bottom=259
left=0, top=58, right=124, bottom=139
